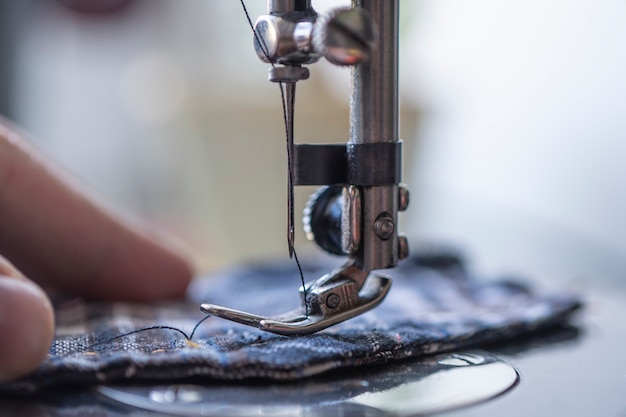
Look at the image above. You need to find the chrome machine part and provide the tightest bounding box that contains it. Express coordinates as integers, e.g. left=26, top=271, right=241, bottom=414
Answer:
left=350, top=0, right=404, bottom=271
left=202, top=260, right=390, bottom=336
left=253, top=3, right=375, bottom=67
left=97, top=351, right=519, bottom=416
left=204, top=1, right=408, bottom=334
left=303, top=0, right=408, bottom=270
left=253, top=1, right=318, bottom=65
left=312, top=7, right=376, bottom=66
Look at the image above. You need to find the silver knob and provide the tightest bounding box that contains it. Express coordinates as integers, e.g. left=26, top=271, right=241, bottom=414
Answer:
left=253, top=13, right=319, bottom=65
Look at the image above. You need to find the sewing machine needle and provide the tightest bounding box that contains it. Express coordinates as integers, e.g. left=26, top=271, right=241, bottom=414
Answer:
left=284, top=81, right=296, bottom=258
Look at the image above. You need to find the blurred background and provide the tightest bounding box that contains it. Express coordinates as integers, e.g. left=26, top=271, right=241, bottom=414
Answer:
left=0, top=0, right=624, bottom=286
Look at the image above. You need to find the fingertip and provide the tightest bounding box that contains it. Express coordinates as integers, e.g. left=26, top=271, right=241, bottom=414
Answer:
left=0, top=276, right=54, bottom=382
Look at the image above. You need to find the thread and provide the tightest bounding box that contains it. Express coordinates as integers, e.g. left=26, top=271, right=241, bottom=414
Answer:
left=293, top=248, right=309, bottom=316
left=81, top=314, right=213, bottom=352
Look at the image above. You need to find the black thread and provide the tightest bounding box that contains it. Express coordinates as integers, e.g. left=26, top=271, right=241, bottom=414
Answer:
left=80, top=314, right=213, bottom=352
left=293, top=248, right=309, bottom=316
left=240, top=0, right=273, bottom=65
left=239, top=0, right=309, bottom=317
left=189, top=314, right=212, bottom=340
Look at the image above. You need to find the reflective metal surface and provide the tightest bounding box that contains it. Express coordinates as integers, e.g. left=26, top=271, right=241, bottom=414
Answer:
left=95, top=351, right=518, bottom=416
left=349, top=0, right=401, bottom=273
left=200, top=261, right=391, bottom=335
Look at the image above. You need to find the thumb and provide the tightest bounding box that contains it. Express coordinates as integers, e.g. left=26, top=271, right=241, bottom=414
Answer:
left=0, top=256, right=54, bottom=382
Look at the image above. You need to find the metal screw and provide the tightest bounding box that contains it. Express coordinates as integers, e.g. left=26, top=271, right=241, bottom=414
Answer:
left=374, top=214, right=395, bottom=240
left=398, top=235, right=409, bottom=260
left=326, top=293, right=341, bottom=309
left=398, top=184, right=410, bottom=212
left=314, top=8, right=376, bottom=66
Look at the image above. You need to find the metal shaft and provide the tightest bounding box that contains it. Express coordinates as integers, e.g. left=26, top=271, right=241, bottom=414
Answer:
left=285, top=82, right=296, bottom=258
left=351, top=0, right=398, bottom=145
left=350, top=0, right=399, bottom=271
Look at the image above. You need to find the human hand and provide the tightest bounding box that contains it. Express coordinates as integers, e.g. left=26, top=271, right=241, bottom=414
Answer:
left=0, top=119, right=193, bottom=382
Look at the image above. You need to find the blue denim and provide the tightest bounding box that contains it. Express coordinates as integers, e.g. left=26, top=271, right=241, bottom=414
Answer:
left=1, top=251, right=580, bottom=394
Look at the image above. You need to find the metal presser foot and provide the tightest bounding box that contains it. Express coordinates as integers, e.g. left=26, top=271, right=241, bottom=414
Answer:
left=202, top=2, right=407, bottom=335
left=201, top=262, right=391, bottom=336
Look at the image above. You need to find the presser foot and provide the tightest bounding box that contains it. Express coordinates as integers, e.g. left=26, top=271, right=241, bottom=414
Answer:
left=200, top=263, right=391, bottom=336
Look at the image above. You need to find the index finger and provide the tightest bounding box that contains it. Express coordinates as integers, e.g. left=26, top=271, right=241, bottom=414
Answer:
left=0, top=120, right=193, bottom=301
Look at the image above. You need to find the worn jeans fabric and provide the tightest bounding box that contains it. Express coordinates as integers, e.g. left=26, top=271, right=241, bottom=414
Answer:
left=1, top=251, right=580, bottom=394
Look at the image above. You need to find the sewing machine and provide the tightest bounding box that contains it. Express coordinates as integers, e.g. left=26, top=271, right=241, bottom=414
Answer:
left=201, top=0, right=410, bottom=335
left=5, top=2, right=621, bottom=416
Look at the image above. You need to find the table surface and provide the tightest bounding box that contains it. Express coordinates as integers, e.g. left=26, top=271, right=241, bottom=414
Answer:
left=443, top=285, right=626, bottom=417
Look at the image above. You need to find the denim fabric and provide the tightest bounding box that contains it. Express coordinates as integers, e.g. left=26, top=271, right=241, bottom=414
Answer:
left=1, top=251, right=580, bottom=394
